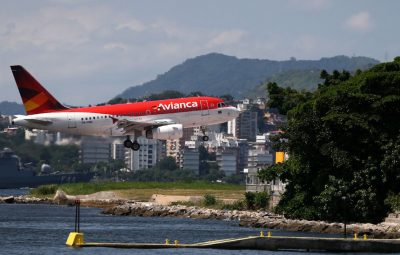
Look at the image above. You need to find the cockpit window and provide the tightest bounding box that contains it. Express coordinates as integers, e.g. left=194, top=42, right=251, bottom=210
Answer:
left=218, top=102, right=226, bottom=108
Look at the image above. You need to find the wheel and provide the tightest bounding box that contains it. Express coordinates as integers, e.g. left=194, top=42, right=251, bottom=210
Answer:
left=123, top=139, right=133, bottom=148
left=131, top=141, right=140, bottom=151
left=202, top=135, right=209, bottom=141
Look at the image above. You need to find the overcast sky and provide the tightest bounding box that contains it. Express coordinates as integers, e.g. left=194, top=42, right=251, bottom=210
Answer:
left=1, top=0, right=399, bottom=105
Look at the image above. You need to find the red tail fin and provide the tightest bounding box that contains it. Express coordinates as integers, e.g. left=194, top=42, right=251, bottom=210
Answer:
left=10, top=65, right=68, bottom=115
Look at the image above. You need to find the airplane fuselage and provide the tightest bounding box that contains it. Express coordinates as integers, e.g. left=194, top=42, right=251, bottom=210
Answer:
left=13, top=97, right=239, bottom=137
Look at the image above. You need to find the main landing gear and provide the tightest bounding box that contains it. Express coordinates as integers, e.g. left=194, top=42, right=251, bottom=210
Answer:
left=123, top=136, right=140, bottom=151
left=200, top=126, right=209, bottom=141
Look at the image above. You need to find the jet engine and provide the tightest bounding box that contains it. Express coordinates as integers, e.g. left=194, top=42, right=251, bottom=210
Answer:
left=146, top=124, right=183, bottom=140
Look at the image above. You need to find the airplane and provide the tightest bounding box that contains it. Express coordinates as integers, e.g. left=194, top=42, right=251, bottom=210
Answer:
left=10, top=65, right=240, bottom=150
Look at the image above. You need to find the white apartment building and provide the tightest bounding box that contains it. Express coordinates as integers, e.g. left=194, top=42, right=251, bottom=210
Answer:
left=125, top=136, right=159, bottom=171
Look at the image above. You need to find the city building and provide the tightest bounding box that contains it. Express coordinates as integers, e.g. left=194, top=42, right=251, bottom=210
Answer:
left=245, top=151, right=287, bottom=208
left=111, top=138, right=125, bottom=161
left=125, top=136, right=159, bottom=171
left=216, top=147, right=239, bottom=176
left=228, top=103, right=258, bottom=141
left=181, top=148, right=200, bottom=174
left=80, top=136, right=111, bottom=164
left=25, top=129, right=56, bottom=145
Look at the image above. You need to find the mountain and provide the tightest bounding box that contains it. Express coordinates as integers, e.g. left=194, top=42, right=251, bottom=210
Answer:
left=246, top=69, right=324, bottom=98
left=0, top=101, right=25, bottom=115
left=118, top=53, right=379, bottom=99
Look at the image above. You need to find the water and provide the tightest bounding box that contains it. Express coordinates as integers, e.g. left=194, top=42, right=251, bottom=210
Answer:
left=0, top=189, right=390, bottom=255
left=0, top=188, right=29, bottom=197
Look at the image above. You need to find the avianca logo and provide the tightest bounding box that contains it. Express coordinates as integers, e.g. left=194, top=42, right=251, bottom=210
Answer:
left=158, top=101, right=198, bottom=111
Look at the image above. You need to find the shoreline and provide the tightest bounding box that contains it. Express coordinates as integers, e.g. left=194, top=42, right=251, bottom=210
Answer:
left=103, top=201, right=400, bottom=239
left=2, top=194, right=400, bottom=239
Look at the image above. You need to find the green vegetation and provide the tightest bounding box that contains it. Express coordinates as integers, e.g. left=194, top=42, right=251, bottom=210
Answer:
left=203, top=193, right=217, bottom=206
left=259, top=57, right=400, bottom=223
left=267, top=82, right=313, bottom=115
left=30, top=181, right=243, bottom=196
left=30, top=184, right=58, bottom=196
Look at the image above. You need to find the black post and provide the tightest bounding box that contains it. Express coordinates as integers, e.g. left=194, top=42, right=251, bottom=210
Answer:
left=342, top=196, right=347, bottom=239
left=75, top=199, right=81, bottom=233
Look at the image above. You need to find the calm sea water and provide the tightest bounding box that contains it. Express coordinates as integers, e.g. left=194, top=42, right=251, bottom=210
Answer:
left=0, top=189, right=389, bottom=255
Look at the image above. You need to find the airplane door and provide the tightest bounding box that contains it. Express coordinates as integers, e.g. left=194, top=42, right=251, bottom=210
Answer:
left=200, top=100, right=209, bottom=116
left=67, top=113, right=77, bottom=128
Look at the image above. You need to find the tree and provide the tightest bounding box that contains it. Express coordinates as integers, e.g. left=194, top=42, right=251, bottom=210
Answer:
left=266, top=82, right=312, bottom=115
left=260, top=58, right=400, bottom=223
left=156, top=156, right=179, bottom=171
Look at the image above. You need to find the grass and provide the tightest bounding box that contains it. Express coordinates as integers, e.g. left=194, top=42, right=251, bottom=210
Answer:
left=30, top=181, right=245, bottom=201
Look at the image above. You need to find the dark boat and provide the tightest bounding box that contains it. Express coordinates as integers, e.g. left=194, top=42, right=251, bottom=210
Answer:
left=0, top=148, right=93, bottom=188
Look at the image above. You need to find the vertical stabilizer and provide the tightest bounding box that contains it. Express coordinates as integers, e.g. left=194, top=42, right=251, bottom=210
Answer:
left=10, top=65, right=68, bottom=115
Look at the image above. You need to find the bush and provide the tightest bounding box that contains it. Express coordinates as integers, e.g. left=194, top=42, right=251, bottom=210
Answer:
left=203, top=194, right=217, bottom=206
left=385, top=192, right=400, bottom=212
left=30, top=184, right=58, bottom=196
left=245, top=192, right=255, bottom=210
left=254, top=191, right=269, bottom=209
left=222, top=199, right=245, bottom=210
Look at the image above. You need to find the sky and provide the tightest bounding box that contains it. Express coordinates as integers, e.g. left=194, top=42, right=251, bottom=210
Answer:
left=0, top=0, right=399, bottom=105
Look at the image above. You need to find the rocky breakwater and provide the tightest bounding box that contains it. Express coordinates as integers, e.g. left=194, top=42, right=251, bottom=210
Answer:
left=0, top=195, right=53, bottom=204
left=103, top=202, right=400, bottom=239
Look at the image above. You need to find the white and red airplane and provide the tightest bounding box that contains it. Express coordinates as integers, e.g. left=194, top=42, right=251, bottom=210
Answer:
left=10, top=65, right=240, bottom=150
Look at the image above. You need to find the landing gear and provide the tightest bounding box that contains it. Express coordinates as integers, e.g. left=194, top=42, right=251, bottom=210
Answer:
left=123, top=139, right=133, bottom=148
left=123, top=136, right=140, bottom=151
left=131, top=141, right=140, bottom=151
left=200, top=126, right=209, bottom=142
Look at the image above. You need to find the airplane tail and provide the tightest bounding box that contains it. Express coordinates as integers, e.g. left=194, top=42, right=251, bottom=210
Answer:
left=10, top=65, right=68, bottom=115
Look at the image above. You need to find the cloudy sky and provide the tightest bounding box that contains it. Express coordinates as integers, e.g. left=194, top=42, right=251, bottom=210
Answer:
left=1, top=0, right=399, bottom=105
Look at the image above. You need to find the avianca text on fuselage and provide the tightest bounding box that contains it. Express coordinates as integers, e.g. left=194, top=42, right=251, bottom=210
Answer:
left=10, top=65, right=240, bottom=151
left=157, top=101, right=198, bottom=111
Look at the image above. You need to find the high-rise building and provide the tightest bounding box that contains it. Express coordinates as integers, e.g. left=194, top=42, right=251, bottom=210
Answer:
left=111, top=138, right=125, bottom=161
left=80, top=136, right=111, bottom=164
left=216, top=147, right=239, bottom=176
left=181, top=148, right=200, bottom=174
left=125, top=136, right=159, bottom=171
left=228, top=103, right=258, bottom=141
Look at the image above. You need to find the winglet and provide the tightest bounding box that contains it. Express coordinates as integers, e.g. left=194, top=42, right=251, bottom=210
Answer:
left=10, top=65, right=68, bottom=115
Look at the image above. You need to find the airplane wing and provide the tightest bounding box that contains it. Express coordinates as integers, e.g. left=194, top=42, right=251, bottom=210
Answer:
left=113, top=118, right=176, bottom=134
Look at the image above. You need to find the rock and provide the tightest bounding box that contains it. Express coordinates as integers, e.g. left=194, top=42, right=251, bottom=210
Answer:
left=1, top=196, right=14, bottom=203
left=53, top=189, right=76, bottom=205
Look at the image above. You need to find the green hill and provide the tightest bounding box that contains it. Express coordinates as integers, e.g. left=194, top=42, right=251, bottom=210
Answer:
left=118, top=53, right=379, bottom=99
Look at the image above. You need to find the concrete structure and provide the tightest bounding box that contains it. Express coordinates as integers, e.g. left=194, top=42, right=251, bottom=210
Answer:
left=80, top=136, right=111, bottom=164
left=181, top=149, right=200, bottom=174
left=74, top=234, right=400, bottom=253
left=125, top=137, right=159, bottom=171
left=216, top=147, right=238, bottom=176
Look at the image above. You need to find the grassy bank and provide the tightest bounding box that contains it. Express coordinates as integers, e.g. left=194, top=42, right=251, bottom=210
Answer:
left=30, top=181, right=244, bottom=199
